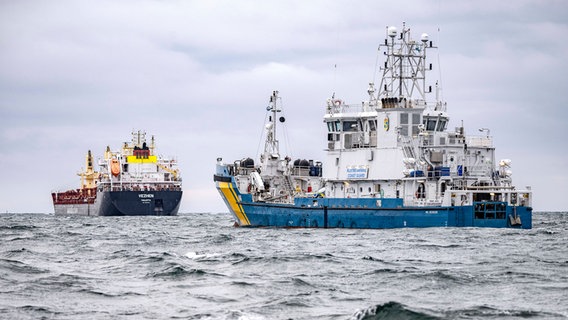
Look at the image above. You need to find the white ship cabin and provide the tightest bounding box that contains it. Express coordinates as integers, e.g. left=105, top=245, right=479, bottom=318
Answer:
left=321, top=97, right=530, bottom=208
left=320, top=24, right=531, bottom=208
left=97, top=130, right=181, bottom=192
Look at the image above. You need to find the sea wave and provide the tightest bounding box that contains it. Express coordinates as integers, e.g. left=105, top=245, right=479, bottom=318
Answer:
left=350, top=302, right=440, bottom=320
left=0, top=212, right=566, bottom=319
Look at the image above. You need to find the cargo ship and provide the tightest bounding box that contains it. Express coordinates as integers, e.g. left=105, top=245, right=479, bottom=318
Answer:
left=214, top=23, right=532, bottom=229
left=52, top=130, right=182, bottom=216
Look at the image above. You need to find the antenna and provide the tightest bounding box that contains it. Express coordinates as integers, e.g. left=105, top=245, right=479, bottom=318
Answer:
left=436, top=26, right=444, bottom=103
left=377, top=23, right=435, bottom=104
left=333, top=63, right=337, bottom=99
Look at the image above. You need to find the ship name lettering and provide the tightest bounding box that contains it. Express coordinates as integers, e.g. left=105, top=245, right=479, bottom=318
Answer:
left=139, top=194, right=154, bottom=198
left=346, top=167, right=368, bottom=179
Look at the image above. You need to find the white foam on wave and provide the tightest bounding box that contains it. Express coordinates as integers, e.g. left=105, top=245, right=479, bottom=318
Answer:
left=235, top=313, right=266, bottom=320
left=184, top=251, right=200, bottom=259
left=184, top=251, right=220, bottom=260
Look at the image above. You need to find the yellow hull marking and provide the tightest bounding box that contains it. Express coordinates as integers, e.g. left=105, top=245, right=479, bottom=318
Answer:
left=218, top=182, right=250, bottom=226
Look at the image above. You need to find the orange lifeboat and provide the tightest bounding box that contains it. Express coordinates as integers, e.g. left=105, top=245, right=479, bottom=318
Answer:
left=110, top=159, right=121, bottom=176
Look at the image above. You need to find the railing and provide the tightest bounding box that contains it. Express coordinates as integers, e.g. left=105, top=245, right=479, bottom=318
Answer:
left=291, top=165, right=322, bottom=177
left=98, top=181, right=182, bottom=192
left=467, top=136, right=493, bottom=147
left=327, top=103, right=365, bottom=115
left=326, top=98, right=429, bottom=115
left=52, top=188, right=97, bottom=205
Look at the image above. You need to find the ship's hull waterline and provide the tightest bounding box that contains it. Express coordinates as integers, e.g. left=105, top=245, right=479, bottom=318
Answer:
left=216, top=178, right=531, bottom=229
left=53, top=190, right=182, bottom=216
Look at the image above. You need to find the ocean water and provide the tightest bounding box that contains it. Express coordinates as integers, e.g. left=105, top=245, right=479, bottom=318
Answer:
left=0, top=212, right=566, bottom=320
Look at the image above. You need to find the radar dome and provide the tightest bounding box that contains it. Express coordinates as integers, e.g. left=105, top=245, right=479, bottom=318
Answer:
left=421, top=33, right=429, bottom=42
left=388, top=26, right=397, bottom=38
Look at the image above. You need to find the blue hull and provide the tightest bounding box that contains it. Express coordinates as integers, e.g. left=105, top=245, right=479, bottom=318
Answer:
left=216, top=179, right=532, bottom=229
left=98, top=190, right=182, bottom=216
left=240, top=201, right=532, bottom=229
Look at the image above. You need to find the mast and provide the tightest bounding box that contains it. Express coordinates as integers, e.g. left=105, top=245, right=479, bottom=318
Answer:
left=259, top=90, right=289, bottom=177
left=78, top=150, right=99, bottom=190
left=264, top=90, right=281, bottom=157
left=376, top=22, right=436, bottom=108
left=131, top=130, right=147, bottom=149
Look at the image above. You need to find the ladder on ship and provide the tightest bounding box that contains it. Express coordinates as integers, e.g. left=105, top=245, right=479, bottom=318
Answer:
left=283, top=175, right=295, bottom=197
left=401, top=136, right=417, bottom=159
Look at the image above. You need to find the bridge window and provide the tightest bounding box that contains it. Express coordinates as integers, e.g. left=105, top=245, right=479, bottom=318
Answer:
left=425, top=119, right=436, bottom=131
left=343, top=121, right=358, bottom=132
left=327, top=121, right=342, bottom=132
left=369, top=120, right=377, bottom=131
left=436, top=119, right=447, bottom=131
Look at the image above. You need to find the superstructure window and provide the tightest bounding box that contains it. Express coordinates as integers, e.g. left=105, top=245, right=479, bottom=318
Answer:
left=369, top=120, right=376, bottom=131
left=412, top=113, right=421, bottom=135
left=400, top=113, right=409, bottom=136
left=426, top=119, right=436, bottom=131
left=327, top=133, right=339, bottom=141
left=343, top=121, right=358, bottom=132
left=400, top=113, right=421, bottom=136
left=327, top=121, right=342, bottom=132
left=436, top=119, right=447, bottom=131
left=412, top=113, right=421, bottom=124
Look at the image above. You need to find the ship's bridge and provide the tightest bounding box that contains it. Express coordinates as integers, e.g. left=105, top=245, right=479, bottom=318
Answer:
left=323, top=98, right=433, bottom=151
left=423, top=110, right=449, bottom=132
left=324, top=101, right=378, bottom=150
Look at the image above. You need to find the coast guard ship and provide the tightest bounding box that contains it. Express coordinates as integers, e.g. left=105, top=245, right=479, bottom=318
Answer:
left=214, top=23, right=532, bottom=229
left=52, top=130, right=182, bottom=216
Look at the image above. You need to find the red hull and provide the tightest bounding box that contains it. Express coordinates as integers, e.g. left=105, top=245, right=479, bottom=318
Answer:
left=52, top=188, right=97, bottom=205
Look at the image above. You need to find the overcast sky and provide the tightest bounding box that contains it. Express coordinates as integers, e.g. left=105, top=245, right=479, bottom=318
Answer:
left=1, top=0, right=566, bottom=213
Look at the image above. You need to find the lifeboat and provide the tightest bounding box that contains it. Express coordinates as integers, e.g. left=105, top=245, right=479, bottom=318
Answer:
left=110, top=159, right=121, bottom=176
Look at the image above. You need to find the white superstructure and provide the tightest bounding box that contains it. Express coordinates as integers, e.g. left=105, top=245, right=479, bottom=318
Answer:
left=97, top=130, right=182, bottom=192
left=322, top=23, right=531, bottom=208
